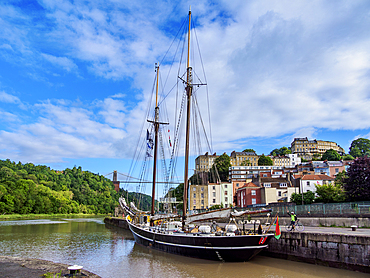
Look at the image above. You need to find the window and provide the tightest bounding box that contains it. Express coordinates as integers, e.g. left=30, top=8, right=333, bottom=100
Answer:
left=263, top=174, right=267, bottom=177
left=193, top=206, right=196, bottom=209
left=201, top=200, right=204, bottom=204
left=201, top=187, right=204, bottom=192
left=212, top=186, right=215, bottom=190
left=213, top=199, right=216, bottom=203
left=252, top=198, right=256, bottom=205
left=335, top=168, right=339, bottom=173
left=264, top=183, right=271, bottom=188
left=225, top=197, right=228, bottom=202
left=193, top=187, right=196, bottom=191
left=236, top=183, right=239, bottom=187
left=201, top=206, right=204, bottom=209
left=193, top=200, right=196, bottom=205
left=213, top=192, right=216, bottom=197
left=225, top=191, right=228, bottom=195
left=280, top=183, right=287, bottom=187
left=201, top=193, right=204, bottom=198
left=307, top=181, right=310, bottom=186
left=251, top=190, right=256, bottom=196
left=278, top=191, right=282, bottom=197
left=225, top=184, right=228, bottom=189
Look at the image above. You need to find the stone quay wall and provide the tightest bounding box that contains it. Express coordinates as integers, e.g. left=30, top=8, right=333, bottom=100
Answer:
left=263, top=231, right=370, bottom=273
left=104, top=217, right=129, bottom=229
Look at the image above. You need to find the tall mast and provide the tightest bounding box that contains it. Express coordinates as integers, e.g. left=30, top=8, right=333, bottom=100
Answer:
left=182, top=8, right=192, bottom=227
left=148, top=63, right=168, bottom=221
left=151, top=64, right=160, bottom=218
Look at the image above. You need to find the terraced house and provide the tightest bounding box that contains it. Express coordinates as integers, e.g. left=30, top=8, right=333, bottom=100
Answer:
left=230, top=151, right=259, bottom=166
left=291, top=137, right=345, bottom=160
left=194, top=152, right=219, bottom=173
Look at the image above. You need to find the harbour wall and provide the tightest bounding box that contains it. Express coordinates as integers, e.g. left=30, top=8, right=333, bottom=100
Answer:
left=263, top=231, right=370, bottom=273
left=104, top=217, right=129, bottom=229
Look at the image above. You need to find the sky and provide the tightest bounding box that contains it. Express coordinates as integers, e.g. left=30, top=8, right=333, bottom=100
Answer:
left=1, top=0, right=370, bottom=192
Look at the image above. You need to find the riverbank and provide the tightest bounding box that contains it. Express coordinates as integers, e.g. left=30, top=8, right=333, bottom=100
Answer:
left=0, top=213, right=108, bottom=221
left=0, top=256, right=101, bottom=278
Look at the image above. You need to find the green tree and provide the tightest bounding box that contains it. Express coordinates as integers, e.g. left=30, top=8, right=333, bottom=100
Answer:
left=290, top=191, right=315, bottom=205
left=344, top=156, right=370, bottom=201
left=334, top=170, right=347, bottom=188
left=242, top=149, right=256, bottom=153
left=209, top=204, right=222, bottom=210
left=211, top=153, right=231, bottom=182
left=0, top=159, right=121, bottom=215
left=258, top=155, right=273, bottom=166
left=321, top=149, right=341, bottom=161
left=270, top=147, right=291, bottom=156
left=342, top=154, right=354, bottom=161
left=315, top=183, right=346, bottom=203
left=349, top=138, right=370, bottom=158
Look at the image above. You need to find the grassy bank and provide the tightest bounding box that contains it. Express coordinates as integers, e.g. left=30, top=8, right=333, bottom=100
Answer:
left=0, top=213, right=109, bottom=221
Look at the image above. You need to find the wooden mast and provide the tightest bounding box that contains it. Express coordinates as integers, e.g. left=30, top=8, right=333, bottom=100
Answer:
left=150, top=64, right=160, bottom=219
left=182, top=8, right=192, bottom=228
left=147, top=64, right=168, bottom=222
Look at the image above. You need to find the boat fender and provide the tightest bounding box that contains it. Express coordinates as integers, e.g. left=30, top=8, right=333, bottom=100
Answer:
left=199, top=225, right=211, bottom=233
left=225, top=224, right=237, bottom=232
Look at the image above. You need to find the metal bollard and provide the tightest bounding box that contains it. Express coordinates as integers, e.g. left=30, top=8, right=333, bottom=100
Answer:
left=68, top=265, right=83, bottom=276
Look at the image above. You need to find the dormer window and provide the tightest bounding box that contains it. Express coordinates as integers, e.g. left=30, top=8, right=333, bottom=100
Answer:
left=264, top=183, right=271, bottom=188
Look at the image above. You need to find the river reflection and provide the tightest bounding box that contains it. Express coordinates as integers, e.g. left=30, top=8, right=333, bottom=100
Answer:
left=0, top=218, right=367, bottom=278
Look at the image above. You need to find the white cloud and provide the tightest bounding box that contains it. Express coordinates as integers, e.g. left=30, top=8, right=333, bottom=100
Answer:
left=97, top=97, right=126, bottom=128
left=41, top=53, right=78, bottom=72
left=0, top=98, right=131, bottom=164
left=1, top=0, right=370, bottom=166
left=0, top=91, right=20, bottom=104
left=0, top=110, right=19, bottom=123
left=195, top=2, right=370, bottom=151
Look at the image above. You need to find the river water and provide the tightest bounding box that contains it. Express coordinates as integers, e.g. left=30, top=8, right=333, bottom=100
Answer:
left=0, top=217, right=366, bottom=278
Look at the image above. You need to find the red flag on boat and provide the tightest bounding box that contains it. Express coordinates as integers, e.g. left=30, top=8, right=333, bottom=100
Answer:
left=168, top=129, right=172, bottom=147
left=275, top=216, right=281, bottom=239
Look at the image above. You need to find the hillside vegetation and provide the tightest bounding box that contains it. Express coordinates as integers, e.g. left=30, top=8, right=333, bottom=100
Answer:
left=0, top=159, right=152, bottom=215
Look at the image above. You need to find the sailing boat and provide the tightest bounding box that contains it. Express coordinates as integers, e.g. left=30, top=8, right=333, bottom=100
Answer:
left=125, top=9, right=274, bottom=262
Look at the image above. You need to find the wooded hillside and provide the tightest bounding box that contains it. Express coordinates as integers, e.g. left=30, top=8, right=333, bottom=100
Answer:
left=0, top=159, right=151, bottom=214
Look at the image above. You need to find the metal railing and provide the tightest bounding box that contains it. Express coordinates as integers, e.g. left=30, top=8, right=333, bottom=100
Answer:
left=270, top=201, right=370, bottom=217
left=188, top=201, right=370, bottom=217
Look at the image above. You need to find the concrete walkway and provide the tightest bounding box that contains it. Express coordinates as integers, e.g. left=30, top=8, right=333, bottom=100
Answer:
left=0, top=256, right=101, bottom=278
left=288, top=226, right=370, bottom=236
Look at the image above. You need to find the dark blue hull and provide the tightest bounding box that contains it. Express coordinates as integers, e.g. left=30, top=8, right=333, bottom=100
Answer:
left=128, top=221, right=274, bottom=262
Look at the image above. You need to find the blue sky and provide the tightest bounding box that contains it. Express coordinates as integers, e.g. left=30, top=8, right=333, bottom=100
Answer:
left=1, top=0, right=370, bottom=193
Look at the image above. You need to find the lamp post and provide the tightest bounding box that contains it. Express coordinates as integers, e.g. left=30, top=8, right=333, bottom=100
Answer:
left=301, top=180, right=304, bottom=205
